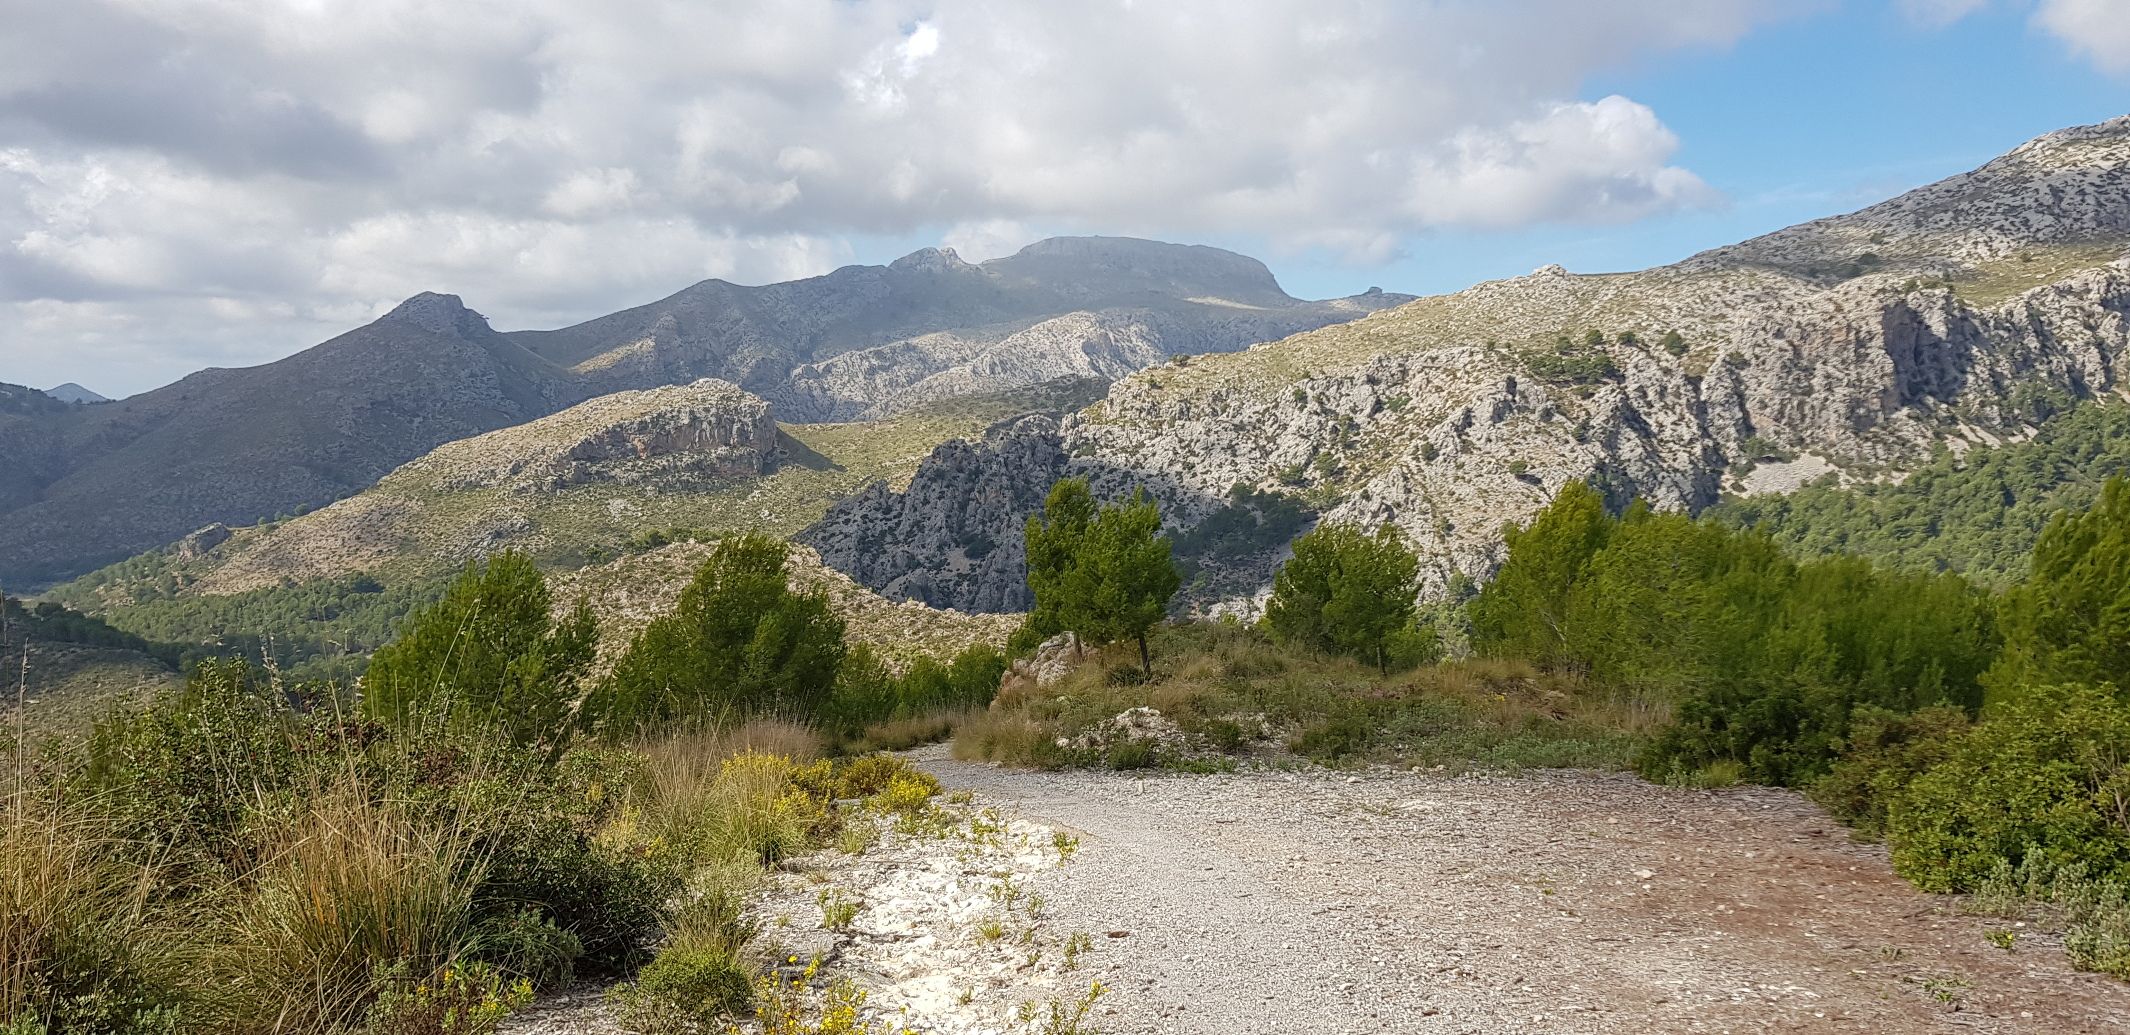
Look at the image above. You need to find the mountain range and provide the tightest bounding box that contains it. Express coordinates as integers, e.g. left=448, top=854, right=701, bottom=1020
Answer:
left=0, top=238, right=1405, bottom=586
left=11, top=116, right=2130, bottom=713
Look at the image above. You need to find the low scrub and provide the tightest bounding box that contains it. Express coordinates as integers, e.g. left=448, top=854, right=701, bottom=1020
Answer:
left=957, top=623, right=1662, bottom=773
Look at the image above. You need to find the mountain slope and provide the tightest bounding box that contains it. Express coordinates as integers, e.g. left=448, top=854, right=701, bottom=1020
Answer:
left=43, top=384, right=109, bottom=405
left=806, top=116, right=2130, bottom=610
left=0, top=294, right=582, bottom=586
left=1, top=239, right=1401, bottom=585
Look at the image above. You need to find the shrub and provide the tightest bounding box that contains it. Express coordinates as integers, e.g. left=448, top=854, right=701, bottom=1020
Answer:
left=361, top=962, right=531, bottom=1035
left=0, top=793, right=181, bottom=1035
left=1987, top=476, right=2130, bottom=702
left=1809, top=705, right=1970, bottom=839
left=1890, top=684, right=2130, bottom=893
left=362, top=552, right=596, bottom=751
left=609, top=894, right=754, bottom=1033
left=868, top=771, right=940, bottom=816
left=219, top=790, right=479, bottom=1034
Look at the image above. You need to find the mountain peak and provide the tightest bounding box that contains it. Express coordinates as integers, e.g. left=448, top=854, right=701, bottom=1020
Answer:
left=889, top=246, right=974, bottom=274
left=381, top=292, right=492, bottom=337
left=44, top=383, right=109, bottom=404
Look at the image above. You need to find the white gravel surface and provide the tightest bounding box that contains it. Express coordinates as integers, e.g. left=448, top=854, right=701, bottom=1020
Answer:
left=913, top=747, right=2130, bottom=1035
left=508, top=747, right=2130, bottom=1034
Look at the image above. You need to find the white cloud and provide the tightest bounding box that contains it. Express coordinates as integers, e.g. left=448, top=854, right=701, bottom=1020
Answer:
left=2034, top=0, right=2130, bottom=75
left=1902, top=0, right=2130, bottom=75
left=1896, top=0, right=1991, bottom=27
left=0, top=0, right=1804, bottom=393
left=942, top=219, right=1035, bottom=263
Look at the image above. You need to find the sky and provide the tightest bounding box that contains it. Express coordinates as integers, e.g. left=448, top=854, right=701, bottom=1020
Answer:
left=1, top=0, right=2125, bottom=398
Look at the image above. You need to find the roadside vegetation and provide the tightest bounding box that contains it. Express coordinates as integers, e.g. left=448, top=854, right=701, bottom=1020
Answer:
left=1, top=533, right=994, bottom=1034
left=966, top=472, right=2130, bottom=984
left=14, top=419, right=2130, bottom=1028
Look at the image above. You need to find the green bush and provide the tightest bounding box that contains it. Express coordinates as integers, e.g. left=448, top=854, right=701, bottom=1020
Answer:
left=1808, top=705, right=1970, bottom=839
left=363, top=552, right=597, bottom=751
left=1262, top=523, right=1426, bottom=673
left=1890, top=683, right=2130, bottom=893
left=1986, top=475, right=2130, bottom=702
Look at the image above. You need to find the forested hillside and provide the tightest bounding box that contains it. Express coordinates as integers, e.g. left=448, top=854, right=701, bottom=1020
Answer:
left=1707, top=401, right=2130, bottom=584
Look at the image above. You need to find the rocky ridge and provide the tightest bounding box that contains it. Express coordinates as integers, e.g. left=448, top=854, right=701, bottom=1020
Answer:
left=799, top=415, right=1070, bottom=613
left=804, top=117, right=2130, bottom=608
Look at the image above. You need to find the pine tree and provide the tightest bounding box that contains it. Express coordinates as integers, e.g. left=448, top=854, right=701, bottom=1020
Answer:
left=362, top=551, right=596, bottom=751
left=1469, top=481, right=1613, bottom=666
left=1263, top=523, right=1424, bottom=672
left=1020, top=479, right=1180, bottom=675
left=1986, top=476, right=2130, bottom=703
left=588, top=534, right=845, bottom=734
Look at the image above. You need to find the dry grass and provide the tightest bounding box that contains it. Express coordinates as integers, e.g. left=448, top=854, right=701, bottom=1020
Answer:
left=957, top=624, right=1667, bottom=773
left=850, top=708, right=977, bottom=752
left=0, top=787, right=171, bottom=1028
left=217, top=785, right=481, bottom=1034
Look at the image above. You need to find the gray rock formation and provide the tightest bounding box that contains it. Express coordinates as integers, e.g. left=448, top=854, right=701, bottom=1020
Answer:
left=798, top=414, right=1069, bottom=612
left=803, top=116, right=2130, bottom=614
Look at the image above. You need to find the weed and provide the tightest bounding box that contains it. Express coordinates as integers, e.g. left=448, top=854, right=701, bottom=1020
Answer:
left=817, top=889, right=860, bottom=932
left=1018, top=982, right=1106, bottom=1035
left=1052, top=831, right=1081, bottom=862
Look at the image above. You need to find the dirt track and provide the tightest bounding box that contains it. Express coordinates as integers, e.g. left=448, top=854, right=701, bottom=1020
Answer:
left=914, top=747, right=2130, bottom=1034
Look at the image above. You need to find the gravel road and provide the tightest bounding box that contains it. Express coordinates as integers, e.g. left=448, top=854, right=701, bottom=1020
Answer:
left=912, top=746, right=2130, bottom=1034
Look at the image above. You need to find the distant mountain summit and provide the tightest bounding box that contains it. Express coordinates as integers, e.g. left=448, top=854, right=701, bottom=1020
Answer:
left=43, top=384, right=108, bottom=404
left=0, top=237, right=1406, bottom=584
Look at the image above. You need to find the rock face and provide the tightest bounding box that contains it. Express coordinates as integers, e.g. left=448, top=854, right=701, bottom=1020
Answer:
left=802, top=116, right=2130, bottom=611
left=404, top=379, right=779, bottom=493
left=798, top=415, right=1069, bottom=612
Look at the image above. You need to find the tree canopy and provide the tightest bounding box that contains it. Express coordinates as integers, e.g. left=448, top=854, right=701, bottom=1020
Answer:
left=1020, top=478, right=1180, bottom=674
left=1262, top=523, right=1429, bottom=672
left=362, top=551, right=596, bottom=750
left=587, top=534, right=845, bottom=735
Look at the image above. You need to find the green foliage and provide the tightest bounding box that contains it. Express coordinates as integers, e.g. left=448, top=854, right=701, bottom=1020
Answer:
left=1021, top=480, right=1180, bottom=675
left=1519, top=334, right=1620, bottom=388
left=589, top=535, right=846, bottom=735
left=824, top=642, right=1006, bottom=733
left=1475, top=483, right=1996, bottom=785
left=1021, top=479, right=1100, bottom=647
left=363, top=553, right=596, bottom=750
left=1469, top=481, right=1612, bottom=667
left=50, top=564, right=451, bottom=681
left=1987, top=476, right=2130, bottom=702
left=0, top=597, right=177, bottom=667
left=1659, top=329, right=1687, bottom=357
left=1808, top=705, right=1970, bottom=839
left=1890, top=683, right=2130, bottom=893
left=1262, top=523, right=1428, bottom=673
left=1706, top=403, right=2130, bottom=586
